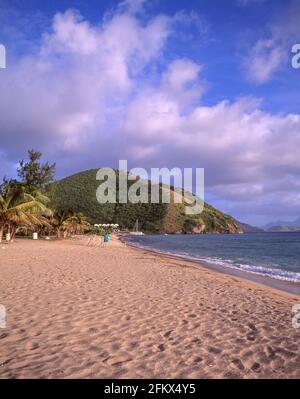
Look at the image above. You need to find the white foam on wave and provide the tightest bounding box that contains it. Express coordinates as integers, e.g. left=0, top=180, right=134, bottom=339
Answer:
left=124, top=239, right=300, bottom=283
left=195, top=256, right=300, bottom=283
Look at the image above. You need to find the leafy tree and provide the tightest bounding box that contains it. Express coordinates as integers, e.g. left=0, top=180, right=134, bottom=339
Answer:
left=50, top=210, right=90, bottom=238
left=0, top=182, right=51, bottom=242
left=182, top=218, right=198, bottom=233
left=18, top=149, right=56, bottom=194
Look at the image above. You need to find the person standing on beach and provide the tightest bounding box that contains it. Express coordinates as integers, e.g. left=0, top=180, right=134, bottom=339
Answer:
left=104, top=232, right=110, bottom=244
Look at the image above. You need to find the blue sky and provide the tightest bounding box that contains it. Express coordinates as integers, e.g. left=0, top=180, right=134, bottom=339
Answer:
left=0, top=0, right=299, bottom=226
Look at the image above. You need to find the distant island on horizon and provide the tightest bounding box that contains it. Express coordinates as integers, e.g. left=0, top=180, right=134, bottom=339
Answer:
left=262, top=218, right=300, bottom=232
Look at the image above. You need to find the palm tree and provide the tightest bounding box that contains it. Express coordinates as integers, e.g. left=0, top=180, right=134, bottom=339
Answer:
left=0, top=183, right=51, bottom=242
left=51, top=211, right=90, bottom=238
left=50, top=211, right=68, bottom=238
left=62, top=212, right=90, bottom=238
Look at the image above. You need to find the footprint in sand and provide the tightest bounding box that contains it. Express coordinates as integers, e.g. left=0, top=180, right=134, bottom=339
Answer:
left=208, top=346, right=222, bottom=355
left=0, top=332, right=8, bottom=339
left=163, top=330, right=173, bottom=338
left=246, top=323, right=259, bottom=341
left=251, top=362, right=261, bottom=372
left=246, top=333, right=256, bottom=341
left=192, top=337, right=202, bottom=344
left=106, top=355, right=133, bottom=367
left=26, top=342, right=39, bottom=350
left=231, top=358, right=245, bottom=370
left=248, top=323, right=257, bottom=332
left=87, top=327, right=98, bottom=334
left=157, top=344, right=165, bottom=352
left=193, top=356, right=203, bottom=363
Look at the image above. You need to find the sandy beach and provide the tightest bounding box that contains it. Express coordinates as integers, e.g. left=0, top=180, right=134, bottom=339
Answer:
left=0, top=236, right=299, bottom=379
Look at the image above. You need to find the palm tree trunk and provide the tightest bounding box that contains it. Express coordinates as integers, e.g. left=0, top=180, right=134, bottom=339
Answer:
left=0, top=224, right=4, bottom=243
left=11, top=225, right=16, bottom=242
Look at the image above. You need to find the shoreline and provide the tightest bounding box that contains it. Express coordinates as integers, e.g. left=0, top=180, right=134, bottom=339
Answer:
left=120, top=236, right=300, bottom=298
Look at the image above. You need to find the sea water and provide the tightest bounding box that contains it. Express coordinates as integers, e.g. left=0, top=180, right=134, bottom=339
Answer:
left=124, top=232, right=300, bottom=284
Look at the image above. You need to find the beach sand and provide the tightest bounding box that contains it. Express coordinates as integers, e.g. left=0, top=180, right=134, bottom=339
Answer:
left=0, top=236, right=299, bottom=379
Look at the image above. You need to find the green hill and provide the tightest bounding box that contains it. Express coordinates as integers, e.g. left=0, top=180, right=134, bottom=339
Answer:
left=48, top=169, right=242, bottom=234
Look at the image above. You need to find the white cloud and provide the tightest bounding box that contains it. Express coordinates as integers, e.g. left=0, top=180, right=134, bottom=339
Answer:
left=117, top=0, right=148, bottom=15
left=42, top=10, right=99, bottom=55
left=245, top=39, right=287, bottom=84
left=244, top=1, right=300, bottom=84
left=0, top=7, right=173, bottom=157
left=0, top=3, right=299, bottom=223
left=122, top=66, right=300, bottom=215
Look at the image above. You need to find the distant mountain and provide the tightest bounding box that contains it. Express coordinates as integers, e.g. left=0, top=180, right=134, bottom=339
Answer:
left=264, top=217, right=300, bottom=232
left=265, top=225, right=300, bottom=232
left=263, top=217, right=300, bottom=230
left=237, top=221, right=264, bottom=233
left=48, top=169, right=243, bottom=234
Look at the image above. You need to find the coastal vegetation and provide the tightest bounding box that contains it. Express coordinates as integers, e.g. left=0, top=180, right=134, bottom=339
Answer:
left=0, top=150, right=91, bottom=242
left=0, top=180, right=51, bottom=242
left=50, top=169, right=242, bottom=234
left=0, top=150, right=243, bottom=241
